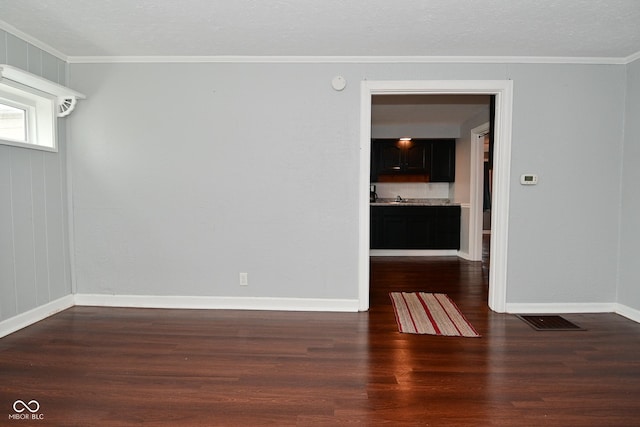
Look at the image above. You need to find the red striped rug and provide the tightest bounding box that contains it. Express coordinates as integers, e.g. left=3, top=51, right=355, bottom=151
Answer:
left=390, top=292, right=480, bottom=337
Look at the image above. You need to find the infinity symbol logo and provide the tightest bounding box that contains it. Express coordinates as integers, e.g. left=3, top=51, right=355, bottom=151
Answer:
left=13, top=400, right=40, bottom=413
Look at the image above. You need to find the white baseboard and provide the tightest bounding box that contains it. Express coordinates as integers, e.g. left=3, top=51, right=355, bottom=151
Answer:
left=506, top=302, right=617, bottom=314
left=506, top=302, right=640, bottom=325
left=3, top=297, right=638, bottom=339
left=73, top=294, right=361, bottom=312
left=0, top=295, right=75, bottom=338
left=456, top=251, right=483, bottom=262
left=614, top=303, right=640, bottom=323
left=370, top=249, right=458, bottom=257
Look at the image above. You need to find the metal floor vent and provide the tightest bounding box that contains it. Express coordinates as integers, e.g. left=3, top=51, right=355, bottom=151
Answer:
left=517, top=315, right=584, bottom=331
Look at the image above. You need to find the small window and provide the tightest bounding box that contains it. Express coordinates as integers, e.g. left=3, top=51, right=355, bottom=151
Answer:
left=0, top=64, right=85, bottom=153
left=0, top=82, right=56, bottom=151
left=0, top=101, right=27, bottom=142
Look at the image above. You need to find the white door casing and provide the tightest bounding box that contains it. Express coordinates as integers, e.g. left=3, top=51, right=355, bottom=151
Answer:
left=358, top=80, right=513, bottom=313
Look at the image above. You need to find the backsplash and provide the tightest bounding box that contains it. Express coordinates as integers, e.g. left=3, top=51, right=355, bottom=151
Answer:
left=374, top=182, right=451, bottom=199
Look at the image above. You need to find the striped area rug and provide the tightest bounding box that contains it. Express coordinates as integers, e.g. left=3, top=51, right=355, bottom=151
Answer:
left=390, top=292, right=480, bottom=337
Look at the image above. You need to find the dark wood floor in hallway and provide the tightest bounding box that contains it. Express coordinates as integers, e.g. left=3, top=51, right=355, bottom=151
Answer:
left=2, top=248, right=640, bottom=425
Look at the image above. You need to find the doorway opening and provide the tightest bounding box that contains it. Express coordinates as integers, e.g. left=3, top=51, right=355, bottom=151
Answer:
left=358, top=80, right=513, bottom=313
left=469, top=121, right=491, bottom=261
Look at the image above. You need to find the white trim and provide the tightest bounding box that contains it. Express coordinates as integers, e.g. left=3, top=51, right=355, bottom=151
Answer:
left=625, top=51, right=640, bottom=64
left=73, top=294, right=360, bottom=312
left=487, top=83, right=513, bottom=313
left=0, top=64, right=85, bottom=101
left=2, top=297, right=638, bottom=339
left=370, top=250, right=458, bottom=257
left=1, top=19, right=637, bottom=66
left=359, top=80, right=513, bottom=314
left=66, top=55, right=633, bottom=65
left=469, top=122, right=490, bottom=262
left=615, top=303, right=640, bottom=324
left=0, top=65, right=85, bottom=119
left=358, top=85, right=372, bottom=311
left=506, top=302, right=617, bottom=314
left=0, top=78, right=58, bottom=151
left=0, top=20, right=68, bottom=62
left=0, top=295, right=74, bottom=338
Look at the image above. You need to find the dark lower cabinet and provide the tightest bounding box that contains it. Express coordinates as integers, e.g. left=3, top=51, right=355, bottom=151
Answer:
left=370, top=205, right=461, bottom=249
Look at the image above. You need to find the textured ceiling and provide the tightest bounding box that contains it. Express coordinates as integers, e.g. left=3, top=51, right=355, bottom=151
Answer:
left=1, top=0, right=639, bottom=59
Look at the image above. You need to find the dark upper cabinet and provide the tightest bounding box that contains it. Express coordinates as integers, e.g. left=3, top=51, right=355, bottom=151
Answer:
left=376, top=142, right=402, bottom=173
left=430, top=139, right=456, bottom=182
left=371, top=139, right=455, bottom=182
left=405, top=142, right=430, bottom=173
left=373, top=139, right=429, bottom=175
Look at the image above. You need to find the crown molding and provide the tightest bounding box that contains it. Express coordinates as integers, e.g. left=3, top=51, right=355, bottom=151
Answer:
left=0, top=20, right=68, bottom=62
left=67, top=54, right=631, bottom=65
left=626, top=50, right=640, bottom=64
left=2, top=20, right=637, bottom=66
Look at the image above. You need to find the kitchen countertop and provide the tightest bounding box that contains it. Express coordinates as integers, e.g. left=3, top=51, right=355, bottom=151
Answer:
left=370, top=198, right=459, bottom=206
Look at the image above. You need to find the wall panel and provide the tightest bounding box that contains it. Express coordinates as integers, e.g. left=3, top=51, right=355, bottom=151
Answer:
left=0, top=32, right=72, bottom=323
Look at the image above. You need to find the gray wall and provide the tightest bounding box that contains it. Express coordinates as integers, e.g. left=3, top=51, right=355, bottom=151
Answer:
left=69, top=63, right=361, bottom=299
left=619, top=58, right=640, bottom=311
left=0, top=31, right=72, bottom=322
left=68, top=61, right=628, bottom=307
left=506, top=64, right=626, bottom=304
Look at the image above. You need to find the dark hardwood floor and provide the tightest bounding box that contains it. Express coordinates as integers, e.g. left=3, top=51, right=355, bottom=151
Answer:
left=2, top=239, right=640, bottom=426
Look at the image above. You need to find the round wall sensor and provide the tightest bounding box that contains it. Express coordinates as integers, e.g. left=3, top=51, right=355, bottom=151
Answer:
left=331, top=76, right=347, bottom=91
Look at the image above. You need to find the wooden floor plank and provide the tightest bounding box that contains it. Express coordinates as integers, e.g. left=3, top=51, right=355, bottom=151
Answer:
left=2, top=239, right=640, bottom=425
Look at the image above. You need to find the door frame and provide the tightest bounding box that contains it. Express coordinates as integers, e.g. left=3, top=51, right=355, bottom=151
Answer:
left=469, top=122, right=491, bottom=261
left=358, top=80, right=513, bottom=312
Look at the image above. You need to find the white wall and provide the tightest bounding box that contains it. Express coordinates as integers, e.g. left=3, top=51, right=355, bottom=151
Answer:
left=0, top=31, right=72, bottom=323
left=68, top=61, right=627, bottom=309
left=618, top=57, right=640, bottom=311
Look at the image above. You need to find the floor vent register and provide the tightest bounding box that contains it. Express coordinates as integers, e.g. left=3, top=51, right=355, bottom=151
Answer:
left=517, top=315, right=584, bottom=331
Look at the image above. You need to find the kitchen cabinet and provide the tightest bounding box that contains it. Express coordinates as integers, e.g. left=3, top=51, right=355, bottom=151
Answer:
left=370, top=205, right=461, bottom=249
left=370, top=139, right=455, bottom=182
left=430, top=139, right=456, bottom=182
left=374, top=140, right=430, bottom=175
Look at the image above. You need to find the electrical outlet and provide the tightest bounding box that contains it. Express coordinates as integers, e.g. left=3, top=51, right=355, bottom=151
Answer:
left=239, top=272, right=248, bottom=286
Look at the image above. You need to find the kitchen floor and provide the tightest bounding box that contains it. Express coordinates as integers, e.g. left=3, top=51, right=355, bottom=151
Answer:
left=369, top=234, right=489, bottom=312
